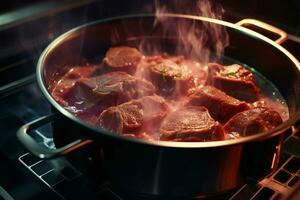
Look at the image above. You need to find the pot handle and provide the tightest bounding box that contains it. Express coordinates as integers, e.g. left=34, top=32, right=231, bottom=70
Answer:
left=236, top=19, right=288, bottom=44
left=17, top=114, right=92, bottom=159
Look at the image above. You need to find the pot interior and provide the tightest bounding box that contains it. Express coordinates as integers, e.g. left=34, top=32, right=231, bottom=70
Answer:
left=40, top=14, right=300, bottom=142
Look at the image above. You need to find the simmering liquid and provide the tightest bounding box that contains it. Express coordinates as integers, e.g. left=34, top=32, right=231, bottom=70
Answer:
left=50, top=48, right=288, bottom=142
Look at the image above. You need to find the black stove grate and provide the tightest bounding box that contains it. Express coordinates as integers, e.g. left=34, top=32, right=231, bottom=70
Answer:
left=16, top=146, right=300, bottom=199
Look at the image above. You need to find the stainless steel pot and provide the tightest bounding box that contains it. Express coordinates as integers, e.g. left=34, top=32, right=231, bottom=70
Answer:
left=17, top=14, right=300, bottom=198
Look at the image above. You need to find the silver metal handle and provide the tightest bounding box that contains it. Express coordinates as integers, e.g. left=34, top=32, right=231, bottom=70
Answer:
left=236, top=19, right=288, bottom=44
left=17, top=114, right=92, bottom=159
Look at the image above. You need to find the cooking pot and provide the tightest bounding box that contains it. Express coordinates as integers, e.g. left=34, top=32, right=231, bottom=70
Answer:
left=17, top=14, right=300, bottom=198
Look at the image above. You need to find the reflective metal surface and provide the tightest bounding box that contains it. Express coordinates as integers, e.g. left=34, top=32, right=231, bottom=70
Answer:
left=37, top=14, right=300, bottom=148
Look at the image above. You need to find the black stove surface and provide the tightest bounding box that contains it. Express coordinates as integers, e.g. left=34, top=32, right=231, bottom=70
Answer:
left=0, top=1, right=300, bottom=200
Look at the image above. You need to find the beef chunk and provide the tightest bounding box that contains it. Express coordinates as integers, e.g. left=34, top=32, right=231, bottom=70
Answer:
left=51, top=65, right=98, bottom=106
left=98, top=95, right=169, bottom=135
left=160, top=106, right=224, bottom=141
left=252, top=97, right=289, bottom=121
left=180, top=59, right=207, bottom=89
left=148, top=59, right=194, bottom=97
left=206, top=63, right=260, bottom=102
left=145, top=53, right=185, bottom=65
left=186, top=86, right=250, bottom=122
left=223, top=107, right=283, bottom=136
left=141, top=54, right=206, bottom=98
left=63, top=66, right=98, bottom=79
left=103, top=46, right=143, bottom=73
left=57, top=72, right=155, bottom=113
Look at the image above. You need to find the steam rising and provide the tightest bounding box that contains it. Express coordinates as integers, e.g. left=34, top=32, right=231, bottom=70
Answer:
left=151, top=0, right=229, bottom=63
left=134, top=0, right=229, bottom=102
left=128, top=1, right=231, bottom=135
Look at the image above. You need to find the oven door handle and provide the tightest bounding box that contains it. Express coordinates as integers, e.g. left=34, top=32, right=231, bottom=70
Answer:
left=17, top=114, right=92, bottom=159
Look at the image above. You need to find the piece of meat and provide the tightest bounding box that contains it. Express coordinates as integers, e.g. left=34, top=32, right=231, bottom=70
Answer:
left=180, top=59, right=208, bottom=90
left=103, top=46, right=143, bottom=73
left=186, top=86, right=250, bottom=122
left=56, top=72, right=155, bottom=114
left=223, top=107, right=283, bottom=136
left=143, top=54, right=207, bottom=97
left=63, top=66, right=99, bottom=79
left=51, top=65, right=98, bottom=106
left=252, top=99, right=289, bottom=122
left=148, top=59, right=194, bottom=97
left=97, top=95, right=169, bottom=135
left=206, top=63, right=260, bottom=102
left=145, top=53, right=185, bottom=65
left=160, top=106, right=224, bottom=142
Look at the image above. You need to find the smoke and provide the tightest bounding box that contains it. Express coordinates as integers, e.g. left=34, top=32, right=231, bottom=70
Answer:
left=131, top=0, right=230, bottom=136
left=133, top=0, right=229, bottom=100
left=151, top=0, right=229, bottom=63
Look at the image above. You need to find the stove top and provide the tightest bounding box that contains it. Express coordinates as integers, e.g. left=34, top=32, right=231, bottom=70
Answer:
left=0, top=1, right=300, bottom=200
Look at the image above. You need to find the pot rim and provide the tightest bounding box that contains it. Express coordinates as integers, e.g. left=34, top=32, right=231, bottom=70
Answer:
left=37, top=13, right=300, bottom=148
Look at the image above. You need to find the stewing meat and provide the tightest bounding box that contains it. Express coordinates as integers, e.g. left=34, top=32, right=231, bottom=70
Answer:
left=223, top=107, right=283, bottom=136
left=160, top=106, right=224, bottom=141
left=55, top=72, right=155, bottom=113
left=206, top=63, right=260, bottom=102
left=103, top=46, right=143, bottom=74
left=187, top=86, right=250, bottom=122
left=148, top=59, right=194, bottom=97
left=98, top=95, right=169, bottom=136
